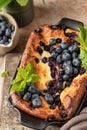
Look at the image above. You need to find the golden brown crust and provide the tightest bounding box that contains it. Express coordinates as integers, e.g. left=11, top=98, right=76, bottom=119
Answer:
left=10, top=25, right=87, bottom=121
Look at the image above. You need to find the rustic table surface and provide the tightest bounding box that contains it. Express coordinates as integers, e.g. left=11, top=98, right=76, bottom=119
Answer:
left=0, top=0, right=87, bottom=130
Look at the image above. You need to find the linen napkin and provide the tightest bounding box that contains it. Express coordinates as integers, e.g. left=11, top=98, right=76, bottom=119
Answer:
left=60, top=107, right=87, bottom=130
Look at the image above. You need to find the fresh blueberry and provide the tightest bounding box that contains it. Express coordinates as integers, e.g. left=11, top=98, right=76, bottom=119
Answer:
left=28, top=85, right=38, bottom=94
left=36, top=46, right=43, bottom=55
left=61, top=42, right=68, bottom=49
left=51, top=51, right=58, bottom=59
left=55, top=46, right=62, bottom=53
left=48, top=81, right=54, bottom=87
left=23, top=92, right=31, bottom=101
left=17, top=91, right=25, bottom=97
left=39, top=41, right=45, bottom=47
left=1, top=25, right=6, bottom=32
left=34, top=57, right=39, bottom=63
left=50, top=25, right=59, bottom=30
left=56, top=82, right=63, bottom=89
left=63, top=74, right=69, bottom=81
left=65, top=65, right=73, bottom=75
left=5, top=28, right=11, bottom=37
left=51, top=72, right=56, bottom=78
left=3, top=36, right=8, bottom=42
left=44, top=45, right=50, bottom=52
left=56, top=38, right=62, bottom=43
left=72, top=58, right=81, bottom=67
left=0, top=30, right=3, bottom=36
left=63, top=60, right=72, bottom=67
left=44, top=93, right=54, bottom=104
left=49, top=38, right=56, bottom=46
left=68, top=45, right=79, bottom=53
left=72, top=52, right=78, bottom=58
left=32, top=98, right=42, bottom=108
left=62, top=52, right=71, bottom=61
left=0, top=39, right=4, bottom=44
left=34, top=28, right=42, bottom=33
left=73, top=67, right=79, bottom=75
left=56, top=55, right=62, bottom=64
left=62, top=49, right=69, bottom=53
left=42, top=57, right=48, bottom=63
left=31, top=94, right=39, bottom=100
left=0, top=15, right=6, bottom=22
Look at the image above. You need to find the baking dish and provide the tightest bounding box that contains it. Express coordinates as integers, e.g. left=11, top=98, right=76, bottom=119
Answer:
left=8, top=18, right=87, bottom=130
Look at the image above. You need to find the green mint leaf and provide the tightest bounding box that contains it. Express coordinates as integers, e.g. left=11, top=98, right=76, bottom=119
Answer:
left=10, top=80, right=26, bottom=92
left=1, top=71, right=8, bottom=77
left=0, top=0, right=11, bottom=9
left=76, top=26, right=87, bottom=70
left=16, top=0, right=29, bottom=6
left=80, top=49, right=87, bottom=69
left=27, top=74, right=40, bottom=83
left=25, top=62, right=35, bottom=75
left=10, top=63, right=40, bottom=92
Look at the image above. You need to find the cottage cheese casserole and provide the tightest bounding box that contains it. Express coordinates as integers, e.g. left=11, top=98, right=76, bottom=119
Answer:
left=10, top=24, right=87, bottom=121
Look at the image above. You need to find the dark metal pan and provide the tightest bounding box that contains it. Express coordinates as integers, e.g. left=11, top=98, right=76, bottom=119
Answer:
left=8, top=18, right=87, bottom=130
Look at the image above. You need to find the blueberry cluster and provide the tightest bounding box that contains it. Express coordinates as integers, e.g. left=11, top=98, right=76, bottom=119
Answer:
left=17, top=83, right=42, bottom=108
left=0, top=15, right=15, bottom=45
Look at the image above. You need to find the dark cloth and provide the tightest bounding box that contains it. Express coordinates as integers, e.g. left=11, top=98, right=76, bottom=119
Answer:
left=60, top=107, right=87, bottom=130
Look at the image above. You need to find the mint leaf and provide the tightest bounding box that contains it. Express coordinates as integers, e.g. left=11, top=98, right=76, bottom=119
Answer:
left=0, top=0, right=11, bottom=9
left=10, top=80, right=26, bottom=92
left=27, top=74, right=40, bottom=83
left=76, top=26, right=87, bottom=70
left=25, top=62, right=35, bottom=75
left=10, top=63, right=40, bottom=92
left=1, top=71, right=8, bottom=77
left=16, top=0, right=29, bottom=6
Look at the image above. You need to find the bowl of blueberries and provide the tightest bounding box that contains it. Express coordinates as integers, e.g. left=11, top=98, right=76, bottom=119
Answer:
left=0, top=12, right=19, bottom=55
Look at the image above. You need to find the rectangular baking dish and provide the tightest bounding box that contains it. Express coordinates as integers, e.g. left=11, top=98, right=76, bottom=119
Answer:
left=8, top=18, right=87, bottom=130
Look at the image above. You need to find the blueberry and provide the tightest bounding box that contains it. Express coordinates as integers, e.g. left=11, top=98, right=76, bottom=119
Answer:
left=56, top=55, right=62, bottom=64
left=62, top=49, right=69, bottom=53
left=63, top=74, right=69, bottom=81
left=72, top=58, right=81, bottom=67
left=73, top=67, right=79, bottom=75
left=44, top=93, right=54, bottom=104
left=0, top=30, right=3, bottom=36
left=55, top=46, right=62, bottom=53
left=68, top=45, right=79, bottom=53
left=1, top=25, right=6, bottom=32
left=0, top=15, right=6, bottom=22
left=39, top=41, right=45, bottom=47
left=28, top=85, right=40, bottom=94
left=61, top=42, right=68, bottom=49
left=42, top=57, right=48, bottom=63
left=59, top=69, right=65, bottom=75
left=32, top=98, right=42, bottom=108
left=3, top=36, right=8, bottom=42
left=60, top=113, right=67, bottom=118
left=56, top=38, right=62, bottom=43
left=32, top=94, right=39, bottom=100
left=62, top=52, right=71, bottom=61
left=65, top=65, right=73, bottom=74
left=72, top=52, right=78, bottom=58
left=5, top=28, right=11, bottom=37
left=51, top=72, right=56, bottom=78
left=34, top=28, right=42, bottom=33
left=11, top=25, right=15, bottom=31
left=36, top=46, right=43, bottom=55
left=0, top=39, right=4, bottom=44
left=44, top=45, right=50, bottom=52
left=48, top=81, right=54, bottom=87
left=56, top=82, right=63, bottom=89
left=17, top=91, right=25, bottom=97
left=63, top=60, right=72, bottom=67
left=49, top=38, right=56, bottom=46
left=23, top=92, right=31, bottom=101
left=34, top=57, right=39, bottom=63
left=50, top=25, right=59, bottom=30
left=54, top=95, right=60, bottom=103
left=50, top=104, right=56, bottom=109
left=51, top=51, right=58, bottom=59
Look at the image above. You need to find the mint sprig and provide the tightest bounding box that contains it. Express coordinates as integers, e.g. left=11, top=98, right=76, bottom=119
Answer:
left=10, top=63, right=40, bottom=92
left=1, top=71, right=8, bottom=77
left=75, top=26, right=87, bottom=70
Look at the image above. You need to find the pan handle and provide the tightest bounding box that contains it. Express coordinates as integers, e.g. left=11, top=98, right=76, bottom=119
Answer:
left=56, top=18, right=84, bottom=30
